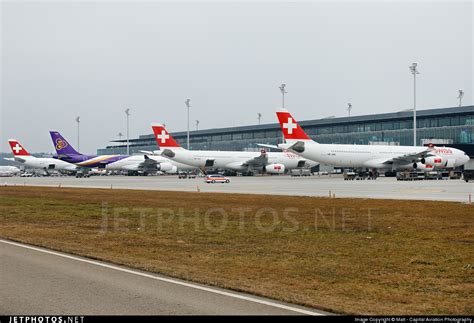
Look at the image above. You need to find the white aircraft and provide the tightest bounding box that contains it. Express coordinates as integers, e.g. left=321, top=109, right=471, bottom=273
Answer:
left=151, top=124, right=318, bottom=174
left=0, top=166, right=20, bottom=177
left=102, top=154, right=195, bottom=174
left=274, top=109, right=470, bottom=171
left=49, top=131, right=196, bottom=174
left=7, top=139, right=79, bottom=172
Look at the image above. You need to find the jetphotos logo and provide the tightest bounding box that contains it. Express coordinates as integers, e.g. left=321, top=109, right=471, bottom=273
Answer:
left=8, top=316, right=84, bottom=323
left=55, top=138, right=68, bottom=150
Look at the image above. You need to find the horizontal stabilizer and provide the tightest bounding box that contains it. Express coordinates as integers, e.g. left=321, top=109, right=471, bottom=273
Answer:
left=161, top=149, right=176, bottom=158
left=257, top=143, right=281, bottom=150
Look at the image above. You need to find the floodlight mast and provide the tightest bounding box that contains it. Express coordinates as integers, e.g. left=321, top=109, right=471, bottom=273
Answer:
left=257, top=113, right=262, bottom=125
left=457, top=90, right=464, bottom=107
left=125, top=108, right=130, bottom=155
left=279, top=84, right=287, bottom=109
left=347, top=103, right=352, bottom=117
left=75, top=116, right=80, bottom=151
left=278, top=84, right=287, bottom=143
left=409, top=63, right=420, bottom=146
left=185, top=99, right=191, bottom=149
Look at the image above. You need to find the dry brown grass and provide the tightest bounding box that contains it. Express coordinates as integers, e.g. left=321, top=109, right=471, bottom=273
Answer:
left=0, top=186, right=473, bottom=315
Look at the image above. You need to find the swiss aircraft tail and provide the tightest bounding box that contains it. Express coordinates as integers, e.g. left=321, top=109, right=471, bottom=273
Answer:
left=276, top=109, right=314, bottom=143
left=151, top=124, right=183, bottom=149
left=8, top=139, right=31, bottom=156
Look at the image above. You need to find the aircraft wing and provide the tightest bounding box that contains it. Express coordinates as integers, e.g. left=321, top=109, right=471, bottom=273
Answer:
left=243, top=151, right=269, bottom=167
left=137, top=155, right=159, bottom=171
left=382, top=148, right=435, bottom=164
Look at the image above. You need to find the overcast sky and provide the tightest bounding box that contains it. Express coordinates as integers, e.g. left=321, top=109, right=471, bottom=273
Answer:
left=1, top=0, right=472, bottom=154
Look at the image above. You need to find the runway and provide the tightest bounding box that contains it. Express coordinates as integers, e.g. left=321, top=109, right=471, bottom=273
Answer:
left=0, top=239, right=325, bottom=315
left=2, top=175, right=473, bottom=202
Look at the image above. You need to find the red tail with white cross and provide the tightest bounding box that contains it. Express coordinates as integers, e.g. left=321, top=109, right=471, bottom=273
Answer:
left=276, top=110, right=311, bottom=141
left=151, top=124, right=181, bottom=148
left=8, top=139, right=30, bottom=156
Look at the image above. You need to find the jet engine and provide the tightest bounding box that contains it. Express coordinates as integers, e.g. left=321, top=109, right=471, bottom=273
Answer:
left=122, top=164, right=140, bottom=171
left=412, top=162, right=434, bottom=171
left=158, top=162, right=173, bottom=172
left=165, top=165, right=178, bottom=174
left=421, top=156, right=445, bottom=167
left=265, top=164, right=285, bottom=174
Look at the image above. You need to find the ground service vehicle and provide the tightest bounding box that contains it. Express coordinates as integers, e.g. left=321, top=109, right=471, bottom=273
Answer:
left=205, top=174, right=230, bottom=183
left=463, top=159, right=474, bottom=182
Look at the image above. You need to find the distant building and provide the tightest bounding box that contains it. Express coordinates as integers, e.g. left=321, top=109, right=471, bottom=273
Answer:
left=98, top=105, right=474, bottom=157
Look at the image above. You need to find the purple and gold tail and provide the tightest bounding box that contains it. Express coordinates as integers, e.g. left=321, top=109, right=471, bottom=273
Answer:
left=49, top=131, right=81, bottom=156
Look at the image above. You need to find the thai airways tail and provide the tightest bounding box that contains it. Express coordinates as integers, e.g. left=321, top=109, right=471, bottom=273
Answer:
left=276, top=109, right=317, bottom=145
left=8, top=139, right=31, bottom=156
left=49, top=131, right=81, bottom=156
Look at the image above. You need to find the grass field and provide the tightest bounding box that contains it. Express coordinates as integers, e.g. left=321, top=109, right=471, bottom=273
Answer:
left=0, top=186, right=472, bottom=315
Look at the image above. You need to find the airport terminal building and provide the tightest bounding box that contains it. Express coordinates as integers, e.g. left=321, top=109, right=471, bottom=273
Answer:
left=98, top=105, right=474, bottom=157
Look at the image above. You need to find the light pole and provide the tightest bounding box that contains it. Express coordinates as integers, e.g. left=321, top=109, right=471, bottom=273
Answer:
left=279, top=84, right=287, bottom=108
left=75, top=116, right=80, bottom=150
left=347, top=103, right=352, bottom=117
left=118, top=132, right=123, bottom=140
left=457, top=90, right=464, bottom=107
left=196, top=120, right=199, bottom=131
left=278, top=84, right=287, bottom=143
left=257, top=113, right=262, bottom=125
left=185, top=99, right=191, bottom=149
left=409, top=63, right=420, bottom=146
left=125, top=108, right=130, bottom=155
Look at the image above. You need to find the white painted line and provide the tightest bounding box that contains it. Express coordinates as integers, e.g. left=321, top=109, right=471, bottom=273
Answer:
left=0, top=239, right=324, bottom=316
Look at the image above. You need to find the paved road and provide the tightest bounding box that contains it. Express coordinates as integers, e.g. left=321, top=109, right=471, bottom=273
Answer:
left=0, top=239, right=326, bottom=315
left=2, top=175, right=473, bottom=202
